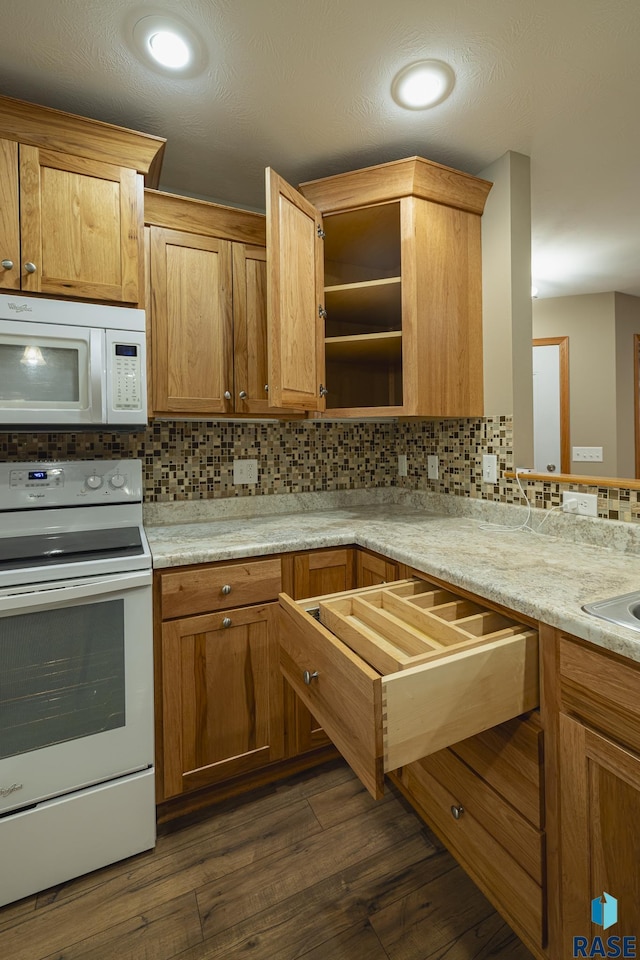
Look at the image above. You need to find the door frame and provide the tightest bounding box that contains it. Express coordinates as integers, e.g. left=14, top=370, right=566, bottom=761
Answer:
left=532, top=336, right=570, bottom=475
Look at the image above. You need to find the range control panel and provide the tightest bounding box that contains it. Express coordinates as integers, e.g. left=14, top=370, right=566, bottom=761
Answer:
left=0, top=459, right=143, bottom=509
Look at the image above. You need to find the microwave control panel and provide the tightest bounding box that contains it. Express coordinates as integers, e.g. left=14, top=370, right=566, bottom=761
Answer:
left=111, top=343, right=142, bottom=411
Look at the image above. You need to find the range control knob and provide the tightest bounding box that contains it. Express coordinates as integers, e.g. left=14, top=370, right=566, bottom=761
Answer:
left=85, top=474, right=103, bottom=490
left=109, top=473, right=126, bottom=489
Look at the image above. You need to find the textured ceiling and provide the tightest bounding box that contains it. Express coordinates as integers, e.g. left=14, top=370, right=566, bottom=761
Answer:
left=0, top=0, right=638, bottom=299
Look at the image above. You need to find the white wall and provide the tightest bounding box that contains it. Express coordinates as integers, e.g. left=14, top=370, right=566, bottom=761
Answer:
left=533, top=292, right=640, bottom=478
left=480, top=152, right=533, bottom=468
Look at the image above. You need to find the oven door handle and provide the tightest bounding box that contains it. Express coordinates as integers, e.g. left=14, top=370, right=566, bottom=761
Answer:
left=0, top=569, right=152, bottom=613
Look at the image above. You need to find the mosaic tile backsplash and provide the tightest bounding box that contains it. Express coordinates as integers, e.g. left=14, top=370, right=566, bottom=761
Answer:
left=1, top=416, right=639, bottom=523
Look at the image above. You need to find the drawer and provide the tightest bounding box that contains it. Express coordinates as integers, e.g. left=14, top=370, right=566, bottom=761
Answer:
left=559, top=633, right=640, bottom=753
left=161, top=557, right=282, bottom=619
left=450, top=712, right=543, bottom=827
left=399, top=758, right=545, bottom=952
left=279, top=579, right=539, bottom=798
left=411, top=746, right=544, bottom=882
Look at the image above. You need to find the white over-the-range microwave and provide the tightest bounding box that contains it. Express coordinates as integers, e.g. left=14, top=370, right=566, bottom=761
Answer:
left=0, top=293, right=147, bottom=428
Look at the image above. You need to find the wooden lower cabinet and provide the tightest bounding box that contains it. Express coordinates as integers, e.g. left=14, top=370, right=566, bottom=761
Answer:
left=356, top=548, right=400, bottom=586
left=161, top=601, right=285, bottom=799
left=392, top=714, right=546, bottom=958
left=282, top=547, right=356, bottom=754
left=553, top=632, right=640, bottom=959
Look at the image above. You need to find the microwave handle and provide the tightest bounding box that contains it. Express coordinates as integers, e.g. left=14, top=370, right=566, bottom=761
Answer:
left=90, top=328, right=107, bottom=422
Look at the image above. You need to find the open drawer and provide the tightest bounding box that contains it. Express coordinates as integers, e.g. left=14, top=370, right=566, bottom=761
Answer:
left=279, top=579, right=539, bottom=798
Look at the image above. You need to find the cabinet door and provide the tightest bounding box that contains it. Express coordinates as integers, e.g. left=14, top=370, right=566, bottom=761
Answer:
left=292, top=548, right=355, bottom=599
left=356, top=549, right=399, bottom=586
left=559, top=715, right=640, bottom=956
left=286, top=549, right=355, bottom=756
left=161, top=602, right=285, bottom=800
left=0, top=139, right=20, bottom=290
left=266, top=167, right=325, bottom=411
left=19, top=144, right=141, bottom=302
left=151, top=227, right=233, bottom=415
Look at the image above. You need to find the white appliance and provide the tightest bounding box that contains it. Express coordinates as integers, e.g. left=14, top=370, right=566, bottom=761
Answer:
left=0, top=459, right=155, bottom=907
left=0, top=293, right=147, bottom=428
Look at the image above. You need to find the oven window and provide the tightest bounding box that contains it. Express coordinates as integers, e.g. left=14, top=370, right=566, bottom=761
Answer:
left=0, top=600, right=125, bottom=760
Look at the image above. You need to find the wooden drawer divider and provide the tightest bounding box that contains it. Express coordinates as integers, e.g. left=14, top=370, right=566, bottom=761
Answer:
left=316, top=579, right=533, bottom=675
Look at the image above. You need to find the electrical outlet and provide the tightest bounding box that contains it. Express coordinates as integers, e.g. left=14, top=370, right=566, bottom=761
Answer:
left=562, top=492, right=598, bottom=517
left=482, top=454, right=498, bottom=484
left=233, top=459, right=258, bottom=485
left=427, top=455, right=439, bottom=480
left=572, top=446, right=604, bottom=462
left=397, top=454, right=407, bottom=477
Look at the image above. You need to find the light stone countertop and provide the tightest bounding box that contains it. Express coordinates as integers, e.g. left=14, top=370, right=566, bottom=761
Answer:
left=145, top=492, right=640, bottom=665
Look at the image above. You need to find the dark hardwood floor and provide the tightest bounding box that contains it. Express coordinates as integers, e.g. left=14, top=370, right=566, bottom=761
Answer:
left=0, top=760, right=534, bottom=960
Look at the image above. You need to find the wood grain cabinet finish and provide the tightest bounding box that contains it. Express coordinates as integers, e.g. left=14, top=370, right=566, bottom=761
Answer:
left=281, top=548, right=356, bottom=756
left=393, top=717, right=546, bottom=957
left=277, top=156, right=493, bottom=418
left=0, top=97, right=163, bottom=302
left=150, top=226, right=234, bottom=415
left=161, top=601, right=285, bottom=800
left=146, top=190, right=297, bottom=418
left=555, top=634, right=640, bottom=959
left=356, top=548, right=400, bottom=587
left=279, top=577, right=539, bottom=799
left=156, top=556, right=287, bottom=801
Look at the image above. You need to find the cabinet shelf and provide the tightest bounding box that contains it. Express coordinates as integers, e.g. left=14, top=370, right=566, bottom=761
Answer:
left=324, top=277, right=401, bottom=337
left=325, top=331, right=402, bottom=363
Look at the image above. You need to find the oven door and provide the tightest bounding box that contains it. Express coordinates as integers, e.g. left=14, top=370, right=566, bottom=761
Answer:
left=0, top=320, right=105, bottom=425
left=0, top=570, right=153, bottom=814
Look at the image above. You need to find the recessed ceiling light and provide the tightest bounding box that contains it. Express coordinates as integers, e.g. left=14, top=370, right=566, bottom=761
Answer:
left=130, top=14, right=205, bottom=77
left=391, top=60, right=455, bottom=110
left=148, top=30, right=191, bottom=69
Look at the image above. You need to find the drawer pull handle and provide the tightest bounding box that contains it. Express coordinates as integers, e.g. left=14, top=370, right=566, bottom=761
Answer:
left=450, top=804, right=464, bottom=820
left=222, top=617, right=232, bottom=628
left=303, top=670, right=319, bottom=685
left=221, top=584, right=232, bottom=595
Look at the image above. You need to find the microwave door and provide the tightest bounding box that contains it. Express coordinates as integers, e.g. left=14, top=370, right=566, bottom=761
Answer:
left=0, top=320, right=105, bottom=425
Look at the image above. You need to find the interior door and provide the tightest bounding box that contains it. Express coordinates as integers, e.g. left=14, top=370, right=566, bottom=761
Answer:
left=532, top=337, right=570, bottom=473
left=265, top=167, right=325, bottom=411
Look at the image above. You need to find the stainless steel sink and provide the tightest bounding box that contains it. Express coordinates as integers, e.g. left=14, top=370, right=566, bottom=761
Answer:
left=583, top=591, right=640, bottom=632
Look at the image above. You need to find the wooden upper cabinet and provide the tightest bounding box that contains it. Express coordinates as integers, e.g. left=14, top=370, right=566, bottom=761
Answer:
left=0, top=139, right=20, bottom=289
left=0, top=95, right=164, bottom=303
left=298, top=157, right=492, bottom=417
left=266, top=168, right=325, bottom=412
left=150, top=227, right=233, bottom=415
left=19, top=145, right=142, bottom=302
left=145, top=189, right=300, bottom=419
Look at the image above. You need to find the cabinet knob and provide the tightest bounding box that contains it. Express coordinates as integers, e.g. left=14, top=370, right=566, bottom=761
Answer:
left=238, top=390, right=247, bottom=400
left=221, top=584, right=232, bottom=595
left=303, top=670, right=319, bottom=685
left=318, top=305, right=327, bottom=320
left=224, top=390, right=232, bottom=400
left=450, top=804, right=464, bottom=820
left=1, top=259, right=14, bottom=270
left=264, top=384, right=269, bottom=393
left=319, top=385, right=329, bottom=398
left=222, top=617, right=232, bottom=628
left=24, top=261, right=37, bottom=274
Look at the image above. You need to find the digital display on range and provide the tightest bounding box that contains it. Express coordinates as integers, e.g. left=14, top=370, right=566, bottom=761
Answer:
left=28, top=471, right=47, bottom=480
left=115, top=344, right=138, bottom=357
